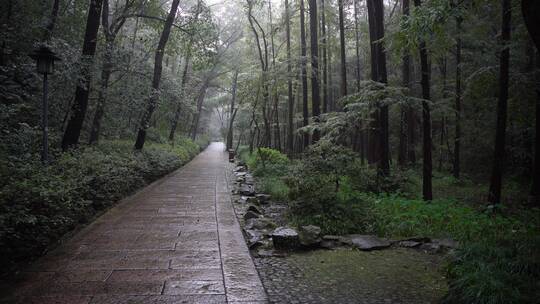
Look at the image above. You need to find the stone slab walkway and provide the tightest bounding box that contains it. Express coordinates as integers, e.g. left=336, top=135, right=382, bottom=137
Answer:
left=0, top=143, right=268, bottom=304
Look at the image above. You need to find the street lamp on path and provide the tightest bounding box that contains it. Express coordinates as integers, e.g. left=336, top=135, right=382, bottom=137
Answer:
left=30, top=45, right=60, bottom=163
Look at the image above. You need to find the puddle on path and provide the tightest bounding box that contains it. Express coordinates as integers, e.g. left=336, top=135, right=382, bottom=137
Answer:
left=255, top=248, right=448, bottom=304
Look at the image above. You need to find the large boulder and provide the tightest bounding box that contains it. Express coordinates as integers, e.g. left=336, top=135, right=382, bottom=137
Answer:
left=271, top=227, right=300, bottom=250
left=298, top=225, right=322, bottom=247
left=243, top=210, right=260, bottom=221
left=246, top=204, right=262, bottom=214
left=245, top=217, right=276, bottom=231
left=347, top=235, right=391, bottom=251
left=320, top=235, right=342, bottom=249
left=239, top=184, right=255, bottom=196
left=255, top=194, right=271, bottom=204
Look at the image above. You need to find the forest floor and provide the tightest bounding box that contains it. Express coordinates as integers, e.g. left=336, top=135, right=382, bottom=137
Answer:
left=0, top=143, right=267, bottom=304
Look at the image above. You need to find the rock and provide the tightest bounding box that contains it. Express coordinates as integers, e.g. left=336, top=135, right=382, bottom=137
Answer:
left=271, top=227, right=300, bottom=250
left=244, top=176, right=255, bottom=185
left=434, top=238, right=459, bottom=249
left=420, top=242, right=442, bottom=253
left=235, top=171, right=247, bottom=177
left=246, top=196, right=259, bottom=204
left=347, top=235, right=391, bottom=251
left=320, top=235, right=341, bottom=249
left=236, top=177, right=245, bottom=183
left=399, top=236, right=431, bottom=243
left=234, top=166, right=246, bottom=172
left=239, top=184, right=255, bottom=196
left=246, top=218, right=277, bottom=231
left=255, top=194, right=271, bottom=203
left=247, top=204, right=262, bottom=214
left=398, top=241, right=422, bottom=248
left=237, top=160, right=246, bottom=167
left=244, top=210, right=260, bottom=220
left=244, top=229, right=265, bottom=249
left=298, top=225, right=322, bottom=247
left=234, top=197, right=247, bottom=204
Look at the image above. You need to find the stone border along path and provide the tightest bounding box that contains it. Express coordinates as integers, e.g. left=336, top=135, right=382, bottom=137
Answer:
left=0, top=142, right=268, bottom=304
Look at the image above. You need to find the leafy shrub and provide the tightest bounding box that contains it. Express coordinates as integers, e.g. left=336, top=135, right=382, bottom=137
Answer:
left=0, top=139, right=203, bottom=275
left=248, top=147, right=289, bottom=177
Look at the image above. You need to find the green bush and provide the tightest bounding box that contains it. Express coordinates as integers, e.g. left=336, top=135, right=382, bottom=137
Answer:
left=0, top=139, right=203, bottom=275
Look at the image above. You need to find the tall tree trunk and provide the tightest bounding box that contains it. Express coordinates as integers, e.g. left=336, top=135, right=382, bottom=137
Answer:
left=300, top=0, right=309, bottom=148
left=367, top=0, right=389, bottom=176
left=43, top=0, right=60, bottom=41
left=134, top=0, right=180, bottom=150
left=309, top=0, right=321, bottom=142
left=398, top=0, right=411, bottom=167
left=286, top=0, right=294, bottom=154
left=89, top=0, right=129, bottom=144
left=191, top=80, right=210, bottom=140
left=522, top=0, right=540, bottom=206
left=453, top=14, right=462, bottom=178
left=62, top=0, right=104, bottom=150
left=88, top=39, right=113, bottom=144
left=487, top=0, right=511, bottom=204
left=338, top=0, right=347, bottom=97
left=321, top=0, right=328, bottom=113
left=413, top=0, right=433, bottom=200
left=227, top=70, right=239, bottom=150
left=354, top=0, right=362, bottom=91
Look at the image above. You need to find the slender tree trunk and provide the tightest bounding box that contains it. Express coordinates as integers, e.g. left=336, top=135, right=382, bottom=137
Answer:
left=522, top=0, right=540, bottom=206
left=286, top=0, right=294, bottom=154
left=453, top=15, right=462, bottom=178
left=321, top=0, right=328, bottom=113
left=227, top=70, right=239, bottom=150
left=134, top=0, right=180, bottom=150
left=413, top=0, right=433, bottom=200
left=354, top=0, right=362, bottom=91
left=367, top=0, right=389, bottom=176
left=62, top=0, right=104, bottom=150
left=487, top=0, right=511, bottom=204
left=43, top=0, right=60, bottom=41
left=300, top=0, right=309, bottom=148
left=191, top=80, right=210, bottom=140
left=88, top=39, right=113, bottom=144
left=309, top=0, right=321, bottom=142
left=487, top=0, right=513, bottom=204
left=338, top=0, right=347, bottom=97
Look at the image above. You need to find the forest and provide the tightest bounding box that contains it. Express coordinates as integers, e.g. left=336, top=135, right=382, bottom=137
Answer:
left=0, top=0, right=539, bottom=303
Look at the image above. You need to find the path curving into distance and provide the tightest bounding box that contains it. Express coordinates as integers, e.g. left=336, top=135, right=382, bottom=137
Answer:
left=0, top=142, right=268, bottom=304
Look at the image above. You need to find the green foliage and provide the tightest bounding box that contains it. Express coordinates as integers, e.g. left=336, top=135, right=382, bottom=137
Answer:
left=0, top=139, right=203, bottom=275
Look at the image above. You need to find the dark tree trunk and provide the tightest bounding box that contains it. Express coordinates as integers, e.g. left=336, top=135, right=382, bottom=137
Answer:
left=521, top=0, right=540, bottom=206
left=43, top=0, right=60, bottom=41
left=354, top=0, right=362, bottom=91
left=88, top=40, right=112, bottom=144
left=367, top=0, right=389, bottom=176
left=286, top=0, right=294, bottom=154
left=309, top=0, right=321, bottom=143
left=227, top=70, right=239, bottom=150
left=398, top=0, right=410, bottom=167
left=134, top=0, right=180, bottom=150
left=453, top=14, right=462, bottom=178
left=321, top=0, right=328, bottom=113
left=89, top=0, right=128, bottom=144
left=338, top=0, right=347, bottom=97
left=191, top=81, right=209, bottom=140
left=62, top=0, right=104, bottom=151
left=414, top=0, right=433, bottom=200
left=487, top=0, right=511, bottom=204
left=300, top=0, right=309, bottom=148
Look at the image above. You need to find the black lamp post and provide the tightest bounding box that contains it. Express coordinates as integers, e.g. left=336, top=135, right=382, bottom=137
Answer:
left=30, top=45, right=60, bottom=163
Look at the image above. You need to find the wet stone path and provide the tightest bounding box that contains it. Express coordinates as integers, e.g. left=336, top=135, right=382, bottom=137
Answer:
left=0, top=143, right=268, bottom=304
